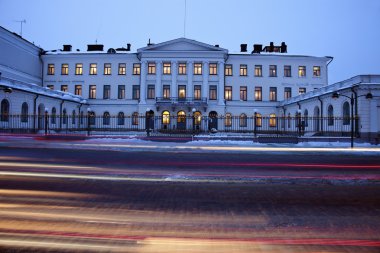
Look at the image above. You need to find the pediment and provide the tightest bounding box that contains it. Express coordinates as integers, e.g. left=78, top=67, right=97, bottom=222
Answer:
left=137, top=38, right=227, bottom=53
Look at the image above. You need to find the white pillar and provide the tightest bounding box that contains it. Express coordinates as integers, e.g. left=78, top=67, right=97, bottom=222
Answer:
left=171, top=61, right=177, bottom=98
left=139, top=60, right=147, bottom=104
left=218, top=61, right=225, bottom=105
left=187, top=61, right=193, bottom=98
left=202, top=61, right=209, bottom=101
left=156, top=61, right=162, bottom=98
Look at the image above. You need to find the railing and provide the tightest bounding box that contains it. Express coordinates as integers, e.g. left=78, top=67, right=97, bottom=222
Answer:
left=155, top=97, right=208, bottom=106
left=0, top=114, right=358, bottom=137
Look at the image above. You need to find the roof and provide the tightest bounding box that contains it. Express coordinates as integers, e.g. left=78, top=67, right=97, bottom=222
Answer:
left=0, top=25, right=43, bottom=51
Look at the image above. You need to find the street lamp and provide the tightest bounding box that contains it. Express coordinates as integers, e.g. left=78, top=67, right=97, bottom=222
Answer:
left=44, top=108, right=49, bottom=135
left=332, top=91, right=373, bottom=148
left=87, top=107, right=92, bottom=136
left=253, top=109, right=258, bottom=138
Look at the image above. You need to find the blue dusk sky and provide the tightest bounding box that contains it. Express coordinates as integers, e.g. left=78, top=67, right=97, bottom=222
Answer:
left=1, top=0, right=379, bottom=84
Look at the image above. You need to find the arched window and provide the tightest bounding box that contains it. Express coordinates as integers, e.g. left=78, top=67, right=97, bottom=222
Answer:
left=62, top=109, right=67, bottom=124
left=162, top=111, right=170, bottom=124
left=304, top=109, right=309, bottom=127
left=269, top=113, right=276, bottom=127
left=194, top=111, right=201, bottom=125
left=177, top=111, right=186, bottom=123
left=89, top=112, right=96, bottom=125
left=132, top=112, right=139, bottom=125
left=0, top=99, right=9, bottom=122
left=117, top=112, right=125, bottom=125
left=343, top=101, right=350, bottom=125
left=21, top=102, right=28, bottom=122
left=328, top=105, right=334, bottom=126
left=255, top=113, right=262, bottom=127
left=72, top=110, right=76, bottom=125
left=239, top=113, right=247, bottom=127
left=51, top=107, right=56, bottom=124
left=103, top=112, right=110, bottom=125
left=225, top=113, right=232, bottom=127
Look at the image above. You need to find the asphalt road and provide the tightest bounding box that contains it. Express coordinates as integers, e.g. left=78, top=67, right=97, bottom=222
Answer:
left=1, top=145, right=380, bottom=252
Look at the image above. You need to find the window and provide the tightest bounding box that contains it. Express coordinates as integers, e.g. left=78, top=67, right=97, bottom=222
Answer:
left=118, top=85, right=125, bottom=99
left=313, top=66, right=321, bottom=77
left=118, top=63, right=126, bottom=75
left=147, top=85, right=155, bottom=99
left=89, top=112, right=95, bottom=125
left=224, top=86, right=232, bottom=101
left=62, top=109, right=67, bottom=125
left=328, top=105, right=334, bottom=126
left=304, top=109, right=309, bottom=127
left=299, top=87, right=306, bottom=94
left=117, top=112, right=125, bottom=125
left=75, top=64, right=83, bottom=75
left=47, top=85, right=54, bottom=90
left=61, top=64, right=69, bottom=75
left=162, top=111, right=170, bottom=124
left=163, top=62, right=171, bottom=75
left=240, top=86, right=247, bottom=101
left=209, top=63, right=217, bottom=75
left=225, top=64, right=232, bottom=76
left=225, top=113, right=232, bottom=127
left=163, top=85, right=170, bottom=99
left=61, top=85, right=68, bottom=92
left=240, top=64, right=247, bottom=76
left=209, top=85, right=217, bottom=100
left=178, top=85, right=186, bottom=99
left=284, top=65, right=291, bottom=77
left=254, top=65, right=262, bottom=77
left=148, top=62, right=156, bottom=74
left=90, top=63, right=97, bottom=75
left=343, top=101, right=350, bottom=125
left=194, top=85, right=201, bottom=100
left=298, top=66, right=306, bottom=77
left=240, top=113, right=247, bottom=127
left=132, top=85, right=140, bottom=100
left=133, top=63, right=141, bottom=75
left=47, top=64, right=55, bottom=75
left=75, top=85, right=82, bottom=96
left=269, top=87, right=277, bottom=101
left=255, top=113, right=262, bottom=127
left=72, top=110, right=76, bottom=125
left=103, top=85, right=110, bottom=99
left=103, top=112, right=110, bottom=125
left=194, top=63, right=202, bottom=75
left=104, top=63, right=111, bottom=75
left=255, top=86, right=262, bottom=101
left=21, top=102, right=28, bottom=123
left=132, top=112, right=139, bottom=125
left=178, top=63, right=186, bottom=75
left=269, top=113, right=276, bottom=127
left=284, top=87, right=292, bottom=99
left=51, top=107, right=56, bottom=124
left=269, top=65, right=277, bottom=77
left=89, top=85, right=96, bottom=99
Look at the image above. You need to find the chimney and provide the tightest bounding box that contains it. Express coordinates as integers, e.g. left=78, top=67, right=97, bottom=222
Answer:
left=280, top=42, right=287, bottom=53
left=252, top=44, right=262, bottom=54
left=87, top=44, right=104, bottom=51
left=240, top=44, right=247, bottom=52
left=62, top=45, right=72, bottom=52
left=215, top=44, right=219, bottom=48
left=126, top=43, right=131, bottom=51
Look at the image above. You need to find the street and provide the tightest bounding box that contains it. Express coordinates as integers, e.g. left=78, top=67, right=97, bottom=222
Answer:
left=1, top=142, right=380, bottom=252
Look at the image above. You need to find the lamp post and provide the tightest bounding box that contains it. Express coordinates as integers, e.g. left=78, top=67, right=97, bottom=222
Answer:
left=146, top=108, right=151, bottom=137
left=297, top=109, right=302, bottom=137
left=87, top=107, right=91, bottom=136
left=253, top=109, right=258, bottom=138
left=192, top=108, right=196, bottom=139
left=44, top=108, right=49, bottom=135
left=332, top=91, right=373, bottom=148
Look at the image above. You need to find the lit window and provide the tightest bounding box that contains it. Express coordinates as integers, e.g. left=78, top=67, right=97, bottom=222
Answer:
left=178, top=85, right=186, bottom=99
left=118, top=63, right=126, bottom=75
left=313, top=66, right=321, bottom=77
left=148, top=62, right=156, bottom=74
left=61, top=64, right=69, bottom=75
left=132, top=112, right=139, bottom=125
left=162, top=111, right=170, bottom=124
left=284, top=65, right=291, bottom=77
left=178, top=63, right=187, bottom=75
left=61, top=85, right=68, bottom=92
left=103, top=85, right=110, bottom=99
left=194, top=63, right=202, bottom=75
left=194, top=85, right=201, bottom=100
left=269, top=87, right=277, bottom=101
left=90, top=63, right=97, bottom=75
left=255, top=86, right=262, bottom=101
left=104, top=63, right=111, bottom=75
left=163, top=85, right=170, bottom=99
left=240, top=64, right=247, bottom=76
left=75, top=64, right=83, bottom=75
left=133, top=63, right=141, bottom=75
left=299, top=87, right=306, bottom=95
left=225, top=113, right=232, bottom=127
left=147, top=85, right=155, bottom=99
left=209, top=63, right=217, bottom=75
left=163, top=63, right=171, bottom=75
left=269, top=65, right=277, bottom=77
left=224, top=86, right=232, bottom=101
left=269, top=113, right=276, bottom=127
left=284, top=87, right=292, bottom=99
left=298, top=66, right=306, bottom=77
left=254, top=65, right=262, bottom=77
left=255, top=113, right=262, bottom=127
left=225, top=64, right=232, bottom=76
left=89, top=85, right=96, bottom=99
left=75, top=85, right=82, bottom=96
left=240, top=86, right=247, bottom=101
left=209, top=85, right=217, bottom=100
left=47, top=64, right=55, bottom=75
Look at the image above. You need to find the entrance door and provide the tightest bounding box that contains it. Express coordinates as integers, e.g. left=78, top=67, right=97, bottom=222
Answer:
left=208, top=111, right=218, bottom=131
left=177, top=111, right=186, bottom=130
left=145, top=110, right=154, bottom=130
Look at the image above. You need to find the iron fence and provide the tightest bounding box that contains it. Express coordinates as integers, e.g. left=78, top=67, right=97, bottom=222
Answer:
left=0, top=114, right=358, bottom=137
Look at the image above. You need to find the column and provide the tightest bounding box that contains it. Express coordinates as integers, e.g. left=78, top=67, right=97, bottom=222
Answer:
left=218, top=61, right=225, bottom=105
left=155, top=61, right=162, bottom=98
left=139, top=60, right=147, bottom=104
left=202, top=61, right=209, bottom=101
left=187, top=61, right=193, bottom=99
left=171, top=61, right=177, bottom=98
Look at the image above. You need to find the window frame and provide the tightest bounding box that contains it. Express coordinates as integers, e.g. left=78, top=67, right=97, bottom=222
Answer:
left=104, top=63, right=111, bottom=75
left=75, top=63, right=83, bottom=75
left=269, top=87, right=277, bottom=102
left=61, top=63, right=69, bottom=75
left=118, top=63, right=126, bottom=75
left=225, top=64, right=232, bottom=76
left=47, top=64, right=55, bottom=75
left=103, top=85, right=111, bottom=99
left=209, top=85, right=217, bottom=100
left=193, top=63, right=202, bottom=75
left=240, top=64, right=247, bottom=76
left=209, top=63, right=217, bottom=75
left=89, top=63, right=97, bottom=75
left=133, top=63, right=141, bottom=75
left=240, top=86, right=247, bottom=101
left=224, top=86, right=232, bottom=101
left=89, top=85, right=96, bottom=99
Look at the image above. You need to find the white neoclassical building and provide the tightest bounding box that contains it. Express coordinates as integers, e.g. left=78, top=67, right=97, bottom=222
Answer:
left=1, top=25, right=380, bottom=142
